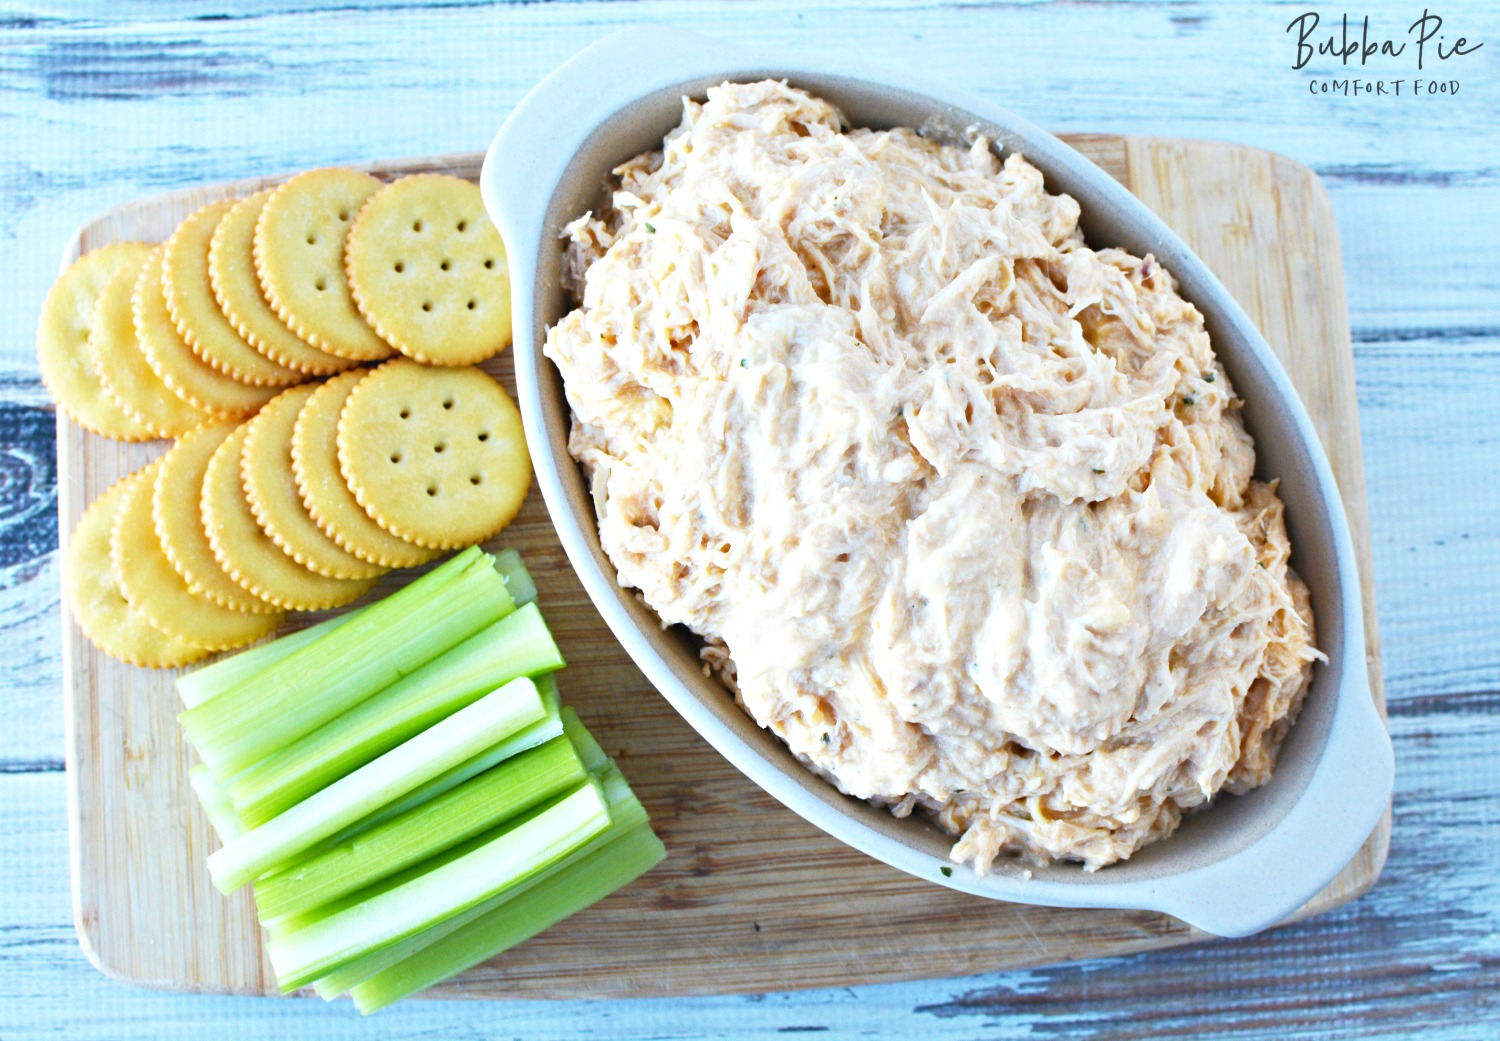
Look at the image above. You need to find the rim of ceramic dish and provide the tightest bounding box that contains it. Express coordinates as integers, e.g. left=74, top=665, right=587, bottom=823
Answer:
left=481, top=25, right=1394, bottom=937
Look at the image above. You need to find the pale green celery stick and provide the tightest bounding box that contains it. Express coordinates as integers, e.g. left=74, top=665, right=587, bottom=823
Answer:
left=252, top=735, right=586, bottom=923
left=267, top=780, right=610, bottom=991
left=228, top=603, right=564, bottom=827
left=319, top=709, right=564, bottom=851
left=207, top=677, right=546, bottom=895
left=182, top=547, right=513, bottom=780
left=270, top=783, right=576, bottom=939
left=330, top=665, right=563, bottom=848
left=308, top=766, right=648, bottom=998
left=560, top=707, right=608, bottom=774
left=190, top=764, right=245, bottom=843
left=352, top=821, right=665, bottom=1013
left=176, top=610, right=365, bottom=711
left=534, top=673, right=559, bottom=714
left=491, top=548, right=537, bottom=606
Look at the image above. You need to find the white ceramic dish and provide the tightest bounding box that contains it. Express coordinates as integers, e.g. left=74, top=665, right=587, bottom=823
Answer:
left=481, top=26, right=1394, bottom=937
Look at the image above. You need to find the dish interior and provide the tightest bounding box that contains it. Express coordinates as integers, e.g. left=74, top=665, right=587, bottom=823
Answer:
left=522, top=70, right=1348, bottom=886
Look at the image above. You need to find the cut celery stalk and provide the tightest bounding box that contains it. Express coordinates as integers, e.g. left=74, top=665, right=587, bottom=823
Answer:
left=267, top=780, right=611, bottom=991
left=352, top=820, right=665, bottom=1013
left=329, top=704, right=564, bottom=847
left=252, top=735, right=586, bottom=923
left=227, top=603, right=564, bottom=827
left=301, top=661, right=566, bottom=856
left=268, top=747, right=618, bottom=942
left=176, top=610, right=366, bottom=711
left=182, top=548, right=513, bottom=780
left=207, top=677, right=547, bottom=894
left=534, top=673, right=559, bottom=713
left=492, top=548, right=537, bottom=606
left=190, top=764, right=245, bottom=843
left=307, top=766, right=649, bottom=998
left=265, top=698, right=572, bottom=938
left=561, top=707, right=608, bottom=774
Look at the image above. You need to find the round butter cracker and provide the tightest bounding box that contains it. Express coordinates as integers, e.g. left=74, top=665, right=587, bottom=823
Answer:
left=88, top=248, right=211, bottom=439
left=38, top=242, right=156, bottom=441
left=203, top=424, right=379, bottom=611
left=154, top=420, right=281, bottom=614
left=345, top=174, right=512, bottom=366
left=290, top=369, right=441, bottom=569
left=254, top=168, right=393, bottom=362
left=210, top=190, right=359, bottom=377
left=164, top=199, right=303, bottom=387
left=113, top=457, right=283, bottom=650
left=337, top=359, right=531, bottom=549
left=65, top=468, right=209, bottom=669
left=242, top=384, right=388, bottom=580
left=133, top=255, right=281, bottom=418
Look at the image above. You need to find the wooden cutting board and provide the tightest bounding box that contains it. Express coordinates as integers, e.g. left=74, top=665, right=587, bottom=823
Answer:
left=60, top=136, right=1388, bottom=1000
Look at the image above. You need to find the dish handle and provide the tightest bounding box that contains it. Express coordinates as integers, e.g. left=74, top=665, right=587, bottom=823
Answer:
left=1146, top=661, right=1393, bottom=937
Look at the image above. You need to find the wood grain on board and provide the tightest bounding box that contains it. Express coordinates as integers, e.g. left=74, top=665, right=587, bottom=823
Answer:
left=61, top=137, right=1388, bottom=999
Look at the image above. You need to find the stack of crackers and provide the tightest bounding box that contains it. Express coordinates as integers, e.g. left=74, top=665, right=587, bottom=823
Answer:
left=41, top=170, right=531, bottom=668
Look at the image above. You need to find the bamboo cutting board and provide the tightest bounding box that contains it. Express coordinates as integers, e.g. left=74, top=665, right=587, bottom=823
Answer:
left=60, top=137, right=1388, bottom=1000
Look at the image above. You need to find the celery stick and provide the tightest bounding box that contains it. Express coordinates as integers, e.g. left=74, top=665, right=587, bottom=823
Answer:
left=492, top=548, right=537, bottom=606
left=207, top=677, right=546, bottom=894
left=315, top=665, right=567, bottom=853
left=268, top=755, right=606, bottom=942
left=182, top=548, right=513, bottom=780
left=534, top=672, right=559, bottom=713
left=190, top=764, right=245, bottom=843
left=176, top=609, right=365, bottom=710
left=307, top=766, right=649, bottom=997
left=267, top=780, right=611, bottom=991
left=228, top=604, right=564, bottom=827
left=331, top=704, right=564, bottom=846
left=352, top=821, right=665, bottom=1013
left=252, top=736, right=586, bottom=923
left=561, top=707, right=608, bottom=774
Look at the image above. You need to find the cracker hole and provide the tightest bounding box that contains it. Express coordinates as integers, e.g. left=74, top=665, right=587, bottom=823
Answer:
left=399, top=409, right=410, bottom=419
left=394, top=261, right=405, bottom=273
left=413, top=220, right=424, bottom=232
left=315, top=278, right=327, bottom=291
left=422, top=302, right=432, bottom=312
left=389, top=452, right=402, bottom=463
left=306, top=233, right=317, bottom=244
left=440, top=260, right=451, bottom=272
left=433, top=442, right=446, bottom=454
left=457, top=220, right=468, bottom=233
left=466, top=300, right=476, bottom=310
left=426, top=485, right=437, bottom=497
left=483, top=258, right=495, bottom=269
left=442, top=398, right=454, bottom=410
left=477, top=431, right=489, bottom=442
left=338, top=209, right=349, bottom=221
left=469, top=474, right=482, bottom=485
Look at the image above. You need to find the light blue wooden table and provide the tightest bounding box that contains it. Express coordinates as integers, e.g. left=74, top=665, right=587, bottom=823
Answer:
left=3, top=2, right=1498, bottom=1037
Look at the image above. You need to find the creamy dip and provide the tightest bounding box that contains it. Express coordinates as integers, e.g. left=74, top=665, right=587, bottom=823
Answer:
left=545, top=81, right=1320, bottom=871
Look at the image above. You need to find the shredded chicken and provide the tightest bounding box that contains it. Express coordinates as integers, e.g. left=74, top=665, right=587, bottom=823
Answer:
left=545, top=80, right=1321, bottom=871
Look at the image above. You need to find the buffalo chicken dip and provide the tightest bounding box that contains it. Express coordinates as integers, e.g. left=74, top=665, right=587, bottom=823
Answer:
left=545, top=81, right=1320, bottom=871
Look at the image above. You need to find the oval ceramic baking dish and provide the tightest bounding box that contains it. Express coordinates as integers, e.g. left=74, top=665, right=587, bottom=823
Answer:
left=480, top=26, right=1394, bottom=938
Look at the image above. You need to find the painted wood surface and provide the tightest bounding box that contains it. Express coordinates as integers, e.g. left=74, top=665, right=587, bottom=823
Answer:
left=3, top=0, right=1498, bottom=1037
left=59, top=139, right=1387, bottom=999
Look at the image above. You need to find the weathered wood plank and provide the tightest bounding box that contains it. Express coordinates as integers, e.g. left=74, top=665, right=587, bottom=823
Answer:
left=1357, top=339, right=1500, bottom=699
